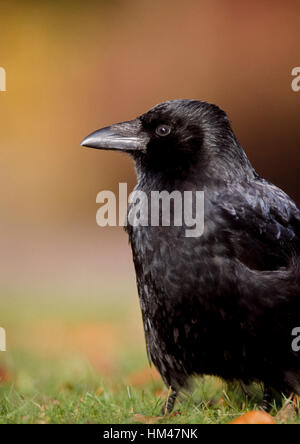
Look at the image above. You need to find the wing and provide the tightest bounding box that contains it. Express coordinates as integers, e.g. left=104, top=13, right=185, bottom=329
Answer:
left=212, top=178, right=300, bottom=271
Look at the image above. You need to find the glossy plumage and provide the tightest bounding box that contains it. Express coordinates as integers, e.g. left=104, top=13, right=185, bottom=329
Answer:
left=82, top=99, right=300, bottom=410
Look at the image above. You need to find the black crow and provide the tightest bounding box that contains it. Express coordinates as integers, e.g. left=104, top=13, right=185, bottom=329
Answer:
left=81, top=100, right=300, bottom=412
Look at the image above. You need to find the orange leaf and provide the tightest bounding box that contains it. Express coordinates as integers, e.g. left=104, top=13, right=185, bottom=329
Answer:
left=216, top=397, right=226, bottom=407
left=292, top=394, right=300, bottom=410
left=229, top=411, right=276, bottom=424
left=155, top=389, right=168, bottom=398
left=132, top=414, right=163, bottom=424
left=0, top=366, right=13, bottom=383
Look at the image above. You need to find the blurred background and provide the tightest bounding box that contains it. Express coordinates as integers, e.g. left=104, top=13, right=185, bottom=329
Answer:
left=0, top=0, right=299, bottom=400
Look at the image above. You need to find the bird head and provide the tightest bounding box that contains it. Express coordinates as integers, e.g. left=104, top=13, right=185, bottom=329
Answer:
left=81, top=99, right=254, bottom=182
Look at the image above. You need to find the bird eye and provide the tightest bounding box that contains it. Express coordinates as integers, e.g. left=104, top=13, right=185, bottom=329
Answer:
left=155, top=124, right=171, bottom=137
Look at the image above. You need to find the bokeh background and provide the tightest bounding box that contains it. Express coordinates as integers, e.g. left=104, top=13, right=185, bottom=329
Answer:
left=0, top=0, right=299, bottom=411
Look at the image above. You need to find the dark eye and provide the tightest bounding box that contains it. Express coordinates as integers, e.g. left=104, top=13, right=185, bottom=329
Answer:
left=155, top=124, right=171, bottom=137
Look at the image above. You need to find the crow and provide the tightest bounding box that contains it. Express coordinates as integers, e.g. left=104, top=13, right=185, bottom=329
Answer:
left=81, top=99, right=300, bottom=413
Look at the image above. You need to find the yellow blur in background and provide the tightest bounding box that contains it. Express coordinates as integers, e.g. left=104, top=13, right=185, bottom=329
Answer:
left=0, top=0, right=300, bottom=387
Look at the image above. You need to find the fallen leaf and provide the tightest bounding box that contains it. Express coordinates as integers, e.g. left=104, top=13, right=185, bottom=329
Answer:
left=216, top=397, right=226, bottom=407
left=155, top=389, right=168, bottom=398
left=132, top=414, right=163, bottom=424
left=229, top=411, right=276, bottom=424
left=0, top=366, right=13, bottom=383
left=207, top=397, right=228, bottom=409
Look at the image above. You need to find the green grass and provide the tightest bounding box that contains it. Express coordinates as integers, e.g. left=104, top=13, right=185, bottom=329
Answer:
left=0, top=293, right=299, bottom=424
left=0, top=364, right=267, bottom=424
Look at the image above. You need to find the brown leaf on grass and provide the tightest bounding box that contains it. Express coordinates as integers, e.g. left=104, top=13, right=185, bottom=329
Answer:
left=132, top=414, right=163, bottom=424
left=206, top=396, right=228, bottom=409
left=0, top=366, right=13, bottom=383
left=211, top=397, right=227, bottom=408
left=229, top=411, right=276, bottom=424
left=155, top=389, right=168, bottom=398
left=126, top=367, right=161, bottom=387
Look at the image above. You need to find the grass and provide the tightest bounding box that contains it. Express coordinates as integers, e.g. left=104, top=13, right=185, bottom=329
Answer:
left=0, top=291, right=299, bottom=424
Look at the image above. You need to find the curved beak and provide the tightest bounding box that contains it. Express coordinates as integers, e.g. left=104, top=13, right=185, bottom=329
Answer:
left=81, top=119, right=147, bottom=152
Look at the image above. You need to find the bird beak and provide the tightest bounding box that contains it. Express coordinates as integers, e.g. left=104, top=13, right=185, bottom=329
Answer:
left=81, top=119, right=148, bottom=152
